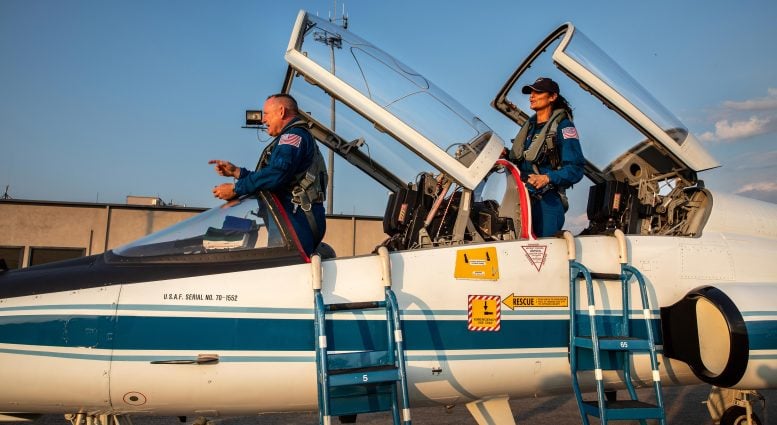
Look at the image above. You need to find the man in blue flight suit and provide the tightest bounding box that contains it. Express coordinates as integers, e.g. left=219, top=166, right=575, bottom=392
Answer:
left=509, top=77, right=585, bottom=237
left=210, top=93, right=327, bottom=255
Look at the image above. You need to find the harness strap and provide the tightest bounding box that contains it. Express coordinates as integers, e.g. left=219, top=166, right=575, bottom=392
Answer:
left=510, top=120, right=532, bottom=163
left=512, top=109, right=571, bottom=212
left=286, top=120, right=326, bottom=242
left=296, top=197, right=322, bottom=242
left=521, top=109, right=567, bottom=163
left=290, top=149, right=327, bottom=242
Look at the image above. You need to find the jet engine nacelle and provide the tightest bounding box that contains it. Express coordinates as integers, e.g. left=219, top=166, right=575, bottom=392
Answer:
left=661, top=284, right=777, bottom=389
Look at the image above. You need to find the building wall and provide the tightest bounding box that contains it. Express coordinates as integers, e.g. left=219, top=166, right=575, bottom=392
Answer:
left=105, top=207, right=204, bottom=249
left=322, top=215, right=386, bottom=257
left=0, top=200, right=386, bottom=268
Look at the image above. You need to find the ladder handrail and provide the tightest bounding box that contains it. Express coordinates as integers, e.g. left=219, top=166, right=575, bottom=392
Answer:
left=311, top=254, right=330, bottom=425
left=313, top=290, right=331, bottom=424
left=613, top=229, right=628, bottom=265
left=386, top=287, right=412, bottom=424
left=623, top=264, right=656, bottom=349
left=570, top=260, right=609, bottom=423
left=623, top=263, right=666, bottom=415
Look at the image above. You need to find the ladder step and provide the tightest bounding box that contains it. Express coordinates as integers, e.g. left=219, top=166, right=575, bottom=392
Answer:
left=575, top=271, right=622, bottom=280
left=328, top=351, right=392, bottom=371
left=582, top=400, right=664, bottom=420
left=329, top=365, right=400, bottom=387
left=329, top=384, right=396, bottom=416
left=326, top=301, right=384, bottom=311
left=573, top=336, right=652, bottom=351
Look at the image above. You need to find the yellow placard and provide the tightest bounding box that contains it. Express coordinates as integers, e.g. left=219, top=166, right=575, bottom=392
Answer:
left=454, top=247, right=499, bottom=281
left=502, top=293, right=569, bottom=309
left=468, top=295, right=501, bottom=331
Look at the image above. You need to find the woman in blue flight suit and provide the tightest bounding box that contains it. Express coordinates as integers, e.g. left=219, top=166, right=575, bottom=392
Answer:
left=509, top=77, right=585, bottom=237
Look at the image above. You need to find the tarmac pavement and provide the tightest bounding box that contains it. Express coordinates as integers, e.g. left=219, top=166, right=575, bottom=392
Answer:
left=33, top=384, right=774, bottom=424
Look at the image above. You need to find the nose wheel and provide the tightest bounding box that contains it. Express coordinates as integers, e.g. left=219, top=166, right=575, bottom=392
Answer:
left=706, top=387, right=765, bottom=425
left=720, top=406, right=762, bottom=425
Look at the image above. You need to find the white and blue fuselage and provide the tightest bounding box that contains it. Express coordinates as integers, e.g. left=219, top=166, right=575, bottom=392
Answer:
left=2, top=189, right=776, bottom=415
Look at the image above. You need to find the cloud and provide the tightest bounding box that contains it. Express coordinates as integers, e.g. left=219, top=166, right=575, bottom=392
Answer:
left=699, top=88, right=777, bottom=143
left=727, top=149, right=777, bottom=170
left=712, top=116, right=773, bottom=141
left=698, top=131, right=715, bottom=142
left=735, top=182, right=777, bottom=194
left=745, top=150, right=777, bottom=167
left=735, top=181, right=777, bottom=204
left=722, top=88, right=777, bottom=111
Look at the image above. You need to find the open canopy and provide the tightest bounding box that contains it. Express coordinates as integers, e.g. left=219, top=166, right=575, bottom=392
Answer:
left=493, top=23, right=719, bottom=184
left=283, top=11, right=504, bottom=191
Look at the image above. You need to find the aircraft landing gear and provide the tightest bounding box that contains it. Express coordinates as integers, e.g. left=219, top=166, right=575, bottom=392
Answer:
left=720, top=406, right=762, bottom=425
left=706, top=386, right=766, bottom=425
left=64, top=413, right=133, bottom=425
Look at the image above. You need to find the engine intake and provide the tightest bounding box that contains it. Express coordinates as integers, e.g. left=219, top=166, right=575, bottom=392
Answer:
left=661, top=286, right=748, bottom=387
left=661, top=284, right=777, bottom=389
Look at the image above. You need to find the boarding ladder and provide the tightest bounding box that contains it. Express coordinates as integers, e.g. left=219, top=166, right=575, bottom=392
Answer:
left=565, top=230, right=666, bottom=424
left=311, top=246, right=412, bottom=425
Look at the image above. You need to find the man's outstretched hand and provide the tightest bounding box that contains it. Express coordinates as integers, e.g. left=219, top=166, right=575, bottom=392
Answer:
left=208, top=159, right=240, bottom=179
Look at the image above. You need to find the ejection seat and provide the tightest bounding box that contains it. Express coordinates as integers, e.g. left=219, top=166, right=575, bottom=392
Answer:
left=379, top=160, right=533, bottom=251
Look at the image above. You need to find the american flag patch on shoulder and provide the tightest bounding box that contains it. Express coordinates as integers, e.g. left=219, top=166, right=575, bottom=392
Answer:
left=279, top=133, right=302, bottom=147
left=561, top=126, right=579, bottom=140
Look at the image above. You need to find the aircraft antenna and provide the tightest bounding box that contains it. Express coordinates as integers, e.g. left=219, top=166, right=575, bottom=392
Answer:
left=1, top=185, right=10, bottom=200
left=315, top=1, right=348, bottom=214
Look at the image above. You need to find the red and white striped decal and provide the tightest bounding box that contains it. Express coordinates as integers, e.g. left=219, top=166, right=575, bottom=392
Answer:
left=467, top=294, right=501, bottom=332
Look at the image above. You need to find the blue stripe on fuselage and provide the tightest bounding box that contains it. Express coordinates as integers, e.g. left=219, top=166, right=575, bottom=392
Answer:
left=747, top=320, right=777, bottom=350
left=0, top=314, right=652, bottom=351
left=0, top=314, right=115, bottom=348
left=0, top=311, right=774, bottom=352
left=0, top=314, right=573, bottom=350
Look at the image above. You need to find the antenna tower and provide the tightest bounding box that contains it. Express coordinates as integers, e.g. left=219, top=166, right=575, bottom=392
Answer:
left=315, top=1, right=348, bottom=214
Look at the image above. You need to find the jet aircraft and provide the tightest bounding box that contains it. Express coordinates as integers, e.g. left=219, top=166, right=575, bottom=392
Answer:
left=1, top=10, right=775, bottom=425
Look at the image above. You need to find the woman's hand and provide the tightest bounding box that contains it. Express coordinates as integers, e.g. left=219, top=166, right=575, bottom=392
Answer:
left=526, top=173, right=550, bottom=190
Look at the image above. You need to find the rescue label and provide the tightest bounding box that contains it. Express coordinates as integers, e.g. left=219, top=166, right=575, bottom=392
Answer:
left=521, top=244, right=547, bottom=272
left=455, top=247, right=499, bottom=281
left=468, top=295, right=501, bottom=331
left=502, top=293, right=568, bottom=309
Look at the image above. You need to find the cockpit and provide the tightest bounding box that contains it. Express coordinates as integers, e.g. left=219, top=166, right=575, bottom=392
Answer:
left=112, top=193, right=308, bottom=262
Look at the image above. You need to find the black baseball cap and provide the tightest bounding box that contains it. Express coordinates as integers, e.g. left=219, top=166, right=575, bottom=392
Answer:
left=521, top=77, right=560, bottom=94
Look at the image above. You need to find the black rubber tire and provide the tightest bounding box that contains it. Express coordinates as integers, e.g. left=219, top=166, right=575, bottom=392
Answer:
left=720, top=405, right=762, bottom=425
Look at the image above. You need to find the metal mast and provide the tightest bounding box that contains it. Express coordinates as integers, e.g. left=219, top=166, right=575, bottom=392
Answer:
left=316, top=1, right=348, bottom=214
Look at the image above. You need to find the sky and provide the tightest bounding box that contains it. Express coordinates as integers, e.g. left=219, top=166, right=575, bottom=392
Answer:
left=2, top=0, right=776, bottom=220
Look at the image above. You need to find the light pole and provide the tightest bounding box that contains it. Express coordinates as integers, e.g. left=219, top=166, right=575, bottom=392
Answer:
left=314, top=1, right=348, bottom=214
